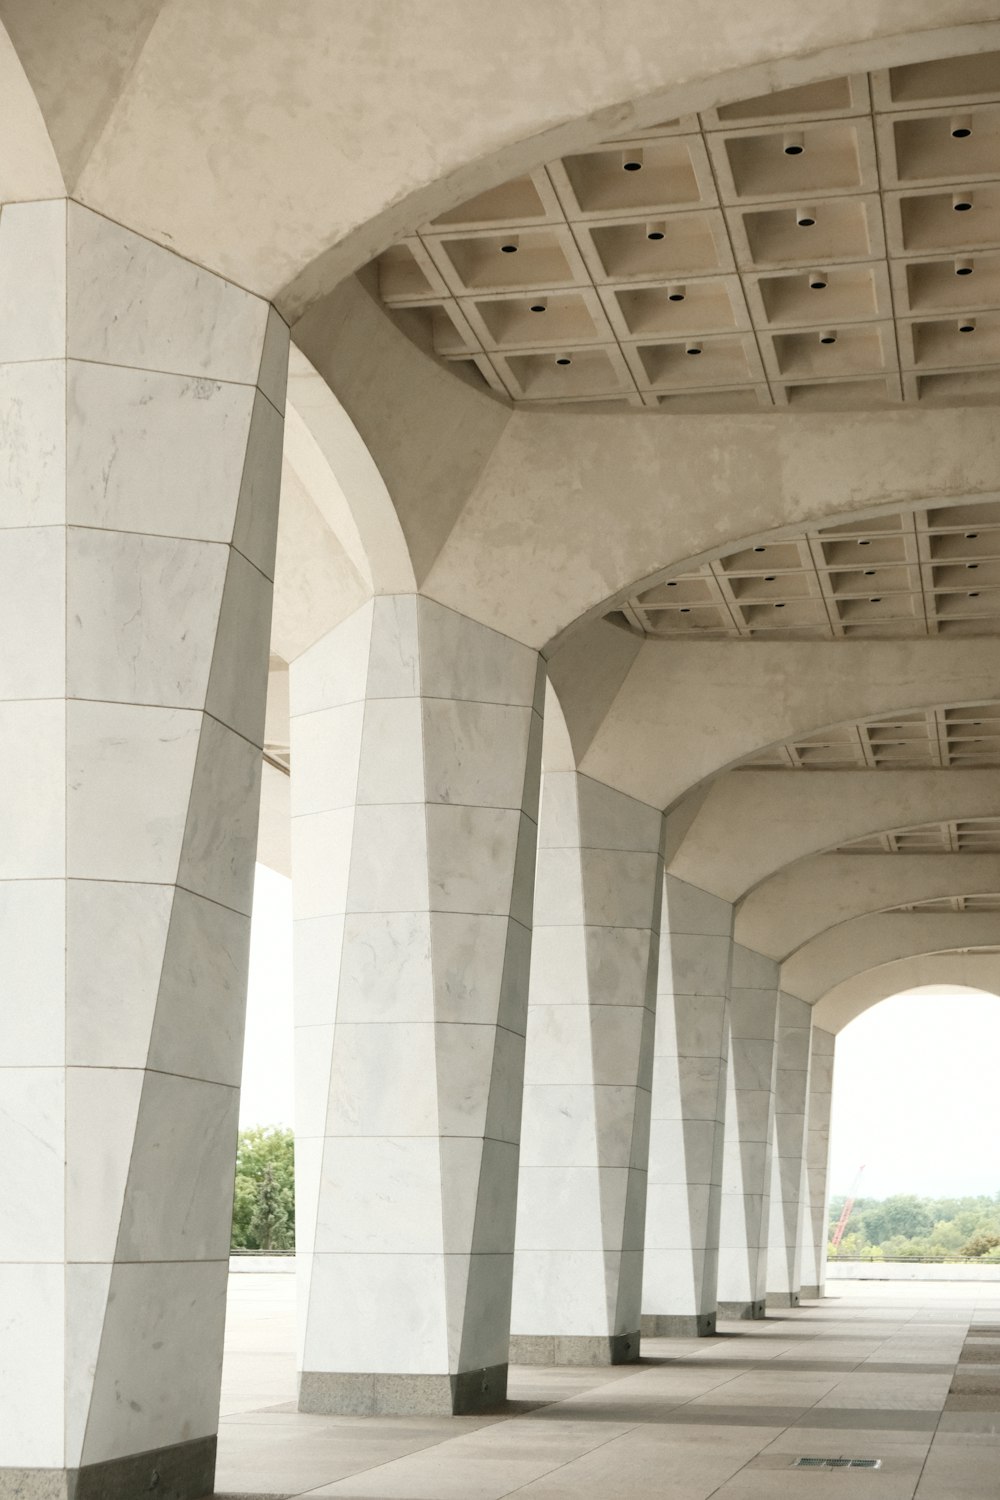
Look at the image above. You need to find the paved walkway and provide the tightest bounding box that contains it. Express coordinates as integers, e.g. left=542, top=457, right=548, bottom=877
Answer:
left=216, top=1276, right=1000, bottom=1498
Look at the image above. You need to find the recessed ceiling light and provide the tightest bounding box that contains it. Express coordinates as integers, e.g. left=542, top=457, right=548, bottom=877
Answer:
left=754, top=545, right=766, bottom=553
left=783, top=131, right=804, bottom=156
left=622, top=149, right=643, bottom=172
left=969, top=591, right=980, bottom=598
left=953, top=191, right=974, bottom=212
left=864, top=569, right=876, bottom=576
left=858, top=539, right=871, bottom=546
left=774, top=602, right=786, bottom=608
left=952, top=114, right=973, bottom=138
left=968, top=563, right=979, bottom=570
left=500, top=240, right=519, bottom=253
left=796, top=206, right=816, bottom=227
left=967, top=532, right=979, bottom=539
left=555, top=356, right=571, bottom=366
left=764, top=575, right=776, bottom=581
left=869, top=596, right=882, bottom=603
left=680, top=606, right=691, bottom=613
left=667, top=580, right=678, bottom=587
left=529, top=302, right=546, bottom=313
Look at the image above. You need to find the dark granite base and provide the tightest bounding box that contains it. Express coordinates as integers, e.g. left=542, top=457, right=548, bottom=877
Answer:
left=298, top=1364, right=507, bottom=1415
left=767, top=1291, right=801, bottom=1308
left=642, top=1312, right=716, bottom=1338
left=718, top=1299, right=766, bottom=1320
left=800, top=1284, right=822, bottom=1299
left=508, top=1332, right=639, bottom=1365
left=0, top=1436, right=215, bottom=1500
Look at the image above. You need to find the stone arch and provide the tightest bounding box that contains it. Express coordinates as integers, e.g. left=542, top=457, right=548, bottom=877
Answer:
left=814, top=960, right=1000, bottom=1031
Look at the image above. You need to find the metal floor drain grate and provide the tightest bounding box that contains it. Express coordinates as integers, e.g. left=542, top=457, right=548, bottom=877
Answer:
left=794, top=1457, right=882, bottom=1470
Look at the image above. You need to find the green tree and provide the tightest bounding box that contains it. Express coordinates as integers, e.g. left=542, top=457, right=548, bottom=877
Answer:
left=961, top=1231, right=1000, bottom=1259
left=231, top=1126, right=295, bottom=1251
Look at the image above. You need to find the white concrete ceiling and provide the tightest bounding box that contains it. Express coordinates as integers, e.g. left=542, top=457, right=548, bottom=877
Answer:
left=375, top=52, right=1000, bottom=412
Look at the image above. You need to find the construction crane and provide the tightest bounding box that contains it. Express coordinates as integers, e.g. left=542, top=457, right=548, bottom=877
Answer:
left=831, top=1165, right=866, bottom=1248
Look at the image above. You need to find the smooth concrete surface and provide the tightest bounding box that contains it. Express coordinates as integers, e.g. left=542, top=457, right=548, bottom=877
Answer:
left=829, top=1262, right=1000, bottom=1281
left=216, top=1273, right=1000, bottom=1498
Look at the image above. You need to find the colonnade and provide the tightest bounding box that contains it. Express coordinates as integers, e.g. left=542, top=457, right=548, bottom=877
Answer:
left=0, top=201, right=845, bottom=1493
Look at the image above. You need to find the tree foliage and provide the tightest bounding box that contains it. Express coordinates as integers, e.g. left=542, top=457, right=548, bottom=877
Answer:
left=231, top=1126, right=295, bottom=1251
left=828, top=1191, right=1000, bottom=1259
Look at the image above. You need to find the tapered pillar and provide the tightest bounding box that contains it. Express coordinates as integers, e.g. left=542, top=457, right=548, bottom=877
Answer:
left=766, top=992, right=813, bottom=1308
left=510, top=773, right=662, bottom=1364
left=290, top=597, right=543, bottom=1415
left=800, top=1027, right=836, bottom=1298
left=642, top=877, right=732, bottom=1338
left=717, top=946, right=779, bottom=1320
left=0, top=200, right=287, bottom=1497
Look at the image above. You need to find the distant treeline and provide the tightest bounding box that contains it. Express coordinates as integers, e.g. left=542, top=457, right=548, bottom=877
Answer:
left=829, top=1191, right=1000, bottom=1259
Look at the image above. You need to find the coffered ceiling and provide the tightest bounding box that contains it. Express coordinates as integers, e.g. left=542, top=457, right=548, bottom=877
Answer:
left=374, top=51, right=1000, bottom=410
left=742, top=703, right=1000, bottom=771
left=837, top=817, right=1000, bottom=852
left=608, top=499, right=1000, bottom=640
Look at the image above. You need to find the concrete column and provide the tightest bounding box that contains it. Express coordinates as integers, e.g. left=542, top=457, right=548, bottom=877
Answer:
left=0, top=200, right=286, bottom=1497
left=290, top=596, right=543, bottom=1415
left=766, top=992, right=813, bottom=1308
left=510, top=773, right=662, bottom=1364
left=800, top=1027, right=836, bottom=1298
left=717, top=946, right=779, bottom=1320
left=642, top=877, right=732, bottom=1338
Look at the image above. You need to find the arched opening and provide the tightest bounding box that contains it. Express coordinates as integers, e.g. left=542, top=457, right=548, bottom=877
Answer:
left=827, top=983, right=1000, bottom=1281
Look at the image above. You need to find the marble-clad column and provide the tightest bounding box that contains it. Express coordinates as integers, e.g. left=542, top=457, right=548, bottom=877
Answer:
left=800, top=1027, right=836, bottom=1299
left=0, top=200, right=287, bottom=1498
left=290, top=597, right=543, bottom=1415
left=642, top=877, right=732, bottom=1338
left=717, top=946, right=779, bottom=1320
left=766, top=992, right=813, bottom=1308
left=509, top=774, right=663, bottom=1364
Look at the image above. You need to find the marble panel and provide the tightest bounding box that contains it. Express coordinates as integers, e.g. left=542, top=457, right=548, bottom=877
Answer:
left=0, top=1263, right=64, bottom=1467
left=67, top=202, right=269, bottom=383
left=257, top=304, right=291, bottom=412
left=0, top=199, right=66, bottom=364
left=533, top=847, right=587, bottom=927
left=663, top=876, right=733, bottom=937
left=365, top=594, right=420, bottom=699
left=446, top=1250, right=515, bottom=1369
left=147, top=888, right=250, bottom=1086
left=291, top=701, right=367, bottom=816
left=64, top=881, right=171, bottom=1068
left=516, top=1167, right=630, bottom=1251
left=292, top=1024, right=336, bottom=1139
left=432, top=911, right=520, bottom=1027
left=731, top=945, right=779, bottom=991
left=425, top=803, right=524, bottom=915
left=0, top=1067, right=64, bottom=1260
left=66, top=700, right=199, bottom=884
left=0, top=699, right=65, bottom=878
left=326, top=1023, right=439, bottom=1136
left=346, top=803, right=429, bottom=913
left=648, top=1117, right=719, bottom=1184
left=63, top=1261, right=114, bottom=1467
left=643, top=1247, right=703, bottom=1309
left=82, top=1260, right=228, bottom=1465
left=421, top=698, right=534, bottom=809
left=64, top=1067, right=143, bottom=1262
left=292, top=807, right=357, bottom=920
left=176, top=713, right=262, bottom=914
left=528, top=922, right=588, bottom=1005
left=456, top=1139, right=520, bottom=1255
left=775, top=1070, right=809, bottom=1115
left=65, top=360, right=254, bottom=541
left=66, top=526, right=227, bottom=709
left=333, top=910, right=432, bottom=1022
left=730, top=989, right=779, bottom=1039
left=0, top=526, right=64, bottom=699
left=666, top=993, right=729, bottom=1056
left=524, top=1003, right=647, bottom=1087
left=232, top=387, right=287, bottom=579
left=302, top=1252, right=450, bottom=1372
left=290, top=599, right=375, bottom=715
left=510, top=1250, right=630, bottom=1337
left=354, top=696, right=425, bottom=805
left=204, top=545, right=274, bottom=743
left=731, top=1037, right=778, bottom=1093
left=115, top=1074, right=238, bottom=1261
left=293, top=913, right=347, bottom=1026
left=438, top=1021, right=521, bottom=1139
left=664, top=932, right=733, bottom=995
left=314, top=1137, right=446, bottom=1254
left=415, top=596, right=538, bottom=707
left=0, top=359, right=66, bottom=527
left=0, top=880, right=65, bottom=1065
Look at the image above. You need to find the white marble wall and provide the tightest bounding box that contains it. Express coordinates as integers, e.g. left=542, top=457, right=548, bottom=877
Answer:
left=717, top=946, right=779, bottom=1319
left=800, top=1026, right=836, bottom=1298
left=510, top=773, right=663, bottom=1363
left=642, top=876, right=732, bottom=1338
left=0, top=200, right=287, bottom=1495
left=765, top=992, right=813, bottom=1307
left=290, top=597, right=543, bottom=1414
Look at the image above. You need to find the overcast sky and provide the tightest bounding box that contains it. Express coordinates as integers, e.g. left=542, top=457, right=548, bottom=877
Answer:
left=240, top=867, right=1000, bottom=1201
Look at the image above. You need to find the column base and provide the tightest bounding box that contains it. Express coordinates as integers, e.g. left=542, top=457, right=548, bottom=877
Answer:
left=641, top=1312, right=716, bottom=1338
left=509, top=1332, right=640, bottom=1366
left=718, top=1299, right=766, bottom=1320
left=0, top=1436, right=215, bottom=1500
left=800, top=1284, right=822, bottom=1299
left=767, top=1291, right=801, bottom=1309
left=298, top=1365, right=507, bottom=1416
